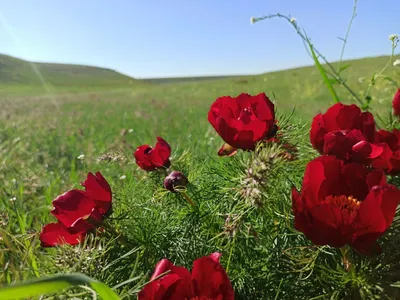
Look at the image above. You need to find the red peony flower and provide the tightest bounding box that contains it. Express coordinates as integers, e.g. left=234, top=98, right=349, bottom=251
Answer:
left=208, top=93, right=276, bottom=151
left=392, top=89, right=400, bottom=117
left=310, top=103, right=376, bottom=162
left=138, top=253, right=234, bottom=300
left=134, top=137, right=171, bottom=171
left=40, top=172, right=112, bottom=247
left=292, top=156, right=400, bottom=255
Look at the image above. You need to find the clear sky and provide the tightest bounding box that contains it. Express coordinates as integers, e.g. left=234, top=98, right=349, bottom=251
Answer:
left=0, top=0, right=398, bottom=78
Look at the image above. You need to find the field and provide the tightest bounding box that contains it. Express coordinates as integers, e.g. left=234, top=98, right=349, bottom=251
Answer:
left=1, top=52, right=400, bottom=299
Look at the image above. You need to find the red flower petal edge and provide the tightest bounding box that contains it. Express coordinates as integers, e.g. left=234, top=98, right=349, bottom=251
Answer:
left=40, top=222, right=85, bottom=247
left=392, top=89, right=400, bottom=117
left=138, top=253, right=234, bottom=300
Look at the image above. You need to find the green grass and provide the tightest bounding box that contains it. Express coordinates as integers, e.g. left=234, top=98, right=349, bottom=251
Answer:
left=1, top=53, right=400, bottom=299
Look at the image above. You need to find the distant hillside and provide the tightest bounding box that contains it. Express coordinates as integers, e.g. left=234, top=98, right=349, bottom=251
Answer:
left=0, top=54, right=139, bottom=88
left=144, top=75, right=240, bottom=84
left=143, top=55, right=400, bottom=85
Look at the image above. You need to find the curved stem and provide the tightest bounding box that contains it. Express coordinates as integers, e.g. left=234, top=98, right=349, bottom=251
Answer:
left=180, top=191, right=197, bottom=210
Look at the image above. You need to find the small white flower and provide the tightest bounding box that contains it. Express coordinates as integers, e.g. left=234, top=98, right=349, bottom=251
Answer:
left=10, top=197, right=16, bottom=202
left=128, top=129, right=134, bottom=133
left=393, top=59, right=400, bottom=67
left=250, top=17, right=256, bottom=24
left=358, top=77, right=365, bottom=83
left=119, top=175, right=127, bottom=180
left=290, top=17, right=297, bottom=24
left=389, top=34, right=399, bottom=42
left=77, top=154, right=85, bottom=160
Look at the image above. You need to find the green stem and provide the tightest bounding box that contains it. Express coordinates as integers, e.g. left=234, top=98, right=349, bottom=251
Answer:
left=180, top=191, right=197, bottom=210
left=337, top=0, right=358, bottom=74
left=102, top=220, right=134, bottom=248
left=340, top=246, right=354, bottom=273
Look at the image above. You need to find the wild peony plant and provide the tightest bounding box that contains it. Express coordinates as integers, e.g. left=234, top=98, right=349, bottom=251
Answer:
left=134, top=136, right=172, bottom=171
left=40, top=172, right=112, bottom=247
left=208, top=92, right=277, bottom=155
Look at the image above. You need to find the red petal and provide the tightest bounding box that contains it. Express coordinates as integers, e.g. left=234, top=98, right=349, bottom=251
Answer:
left=365, top=169, right=387, bottom=189
left=139, top=259, right=191, bottom=300
left=138, top=273, right=184, bottom=300
left=191, top=254, right=234, bottom=299
left=360, top=112, right=376, bottom=141
left=335, top=104, right=362, bottom=130
left=302, top=204, right=351, bottom=247
left=392, top=89, right=400, bottom=116
left=82, top=172, right=112, bottom=215
left=208, top=252, right=222, bottom=263
left=40, top=222, right=85, bottom=247
left=150, top=259, right=175, bottom=280
left=302, top=156, right=342, bottom=207
left=321, top=103, right=341, bottom=131
left=51, top=190, right=97, bottom=228
left=352, top=141, right=385, bottom=163
left=323, top=129, right=365, bottom=160
left=150, top=137, right=171, bottom=168
left=341, top=163, right=369, bottom=200
left=310, top=114, right=327, bottom=153
left=69, top=207, right=104, bottom=233
left=352, top=185, right=400, bottom=253
left=248, top=93, right=275, bottom=122
left=134, top=144, right=157, bottom=171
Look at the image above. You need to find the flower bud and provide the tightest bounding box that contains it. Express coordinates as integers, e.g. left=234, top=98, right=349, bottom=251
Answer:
left=164, top=171, right=189, bottom=192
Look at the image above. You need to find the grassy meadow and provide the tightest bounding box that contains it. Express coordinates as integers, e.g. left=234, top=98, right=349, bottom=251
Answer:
left=1, top=52, right=400, bottom=299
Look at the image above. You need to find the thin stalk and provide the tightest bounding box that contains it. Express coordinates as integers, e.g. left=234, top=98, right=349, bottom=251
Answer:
left=253, top=13, right=366, bottom=106
left=180, top=191, right=197, bottom=210
left=339, top=246, right=354, bottom=273
left=337, top=0, right=358, bottom=73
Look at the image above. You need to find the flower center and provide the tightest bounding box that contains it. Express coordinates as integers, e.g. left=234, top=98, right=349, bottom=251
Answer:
left=238, top=107, right=256, bottom=124
left=324, top=195, right=361, bottom=222
left=144, top=147, right=152, bottom=155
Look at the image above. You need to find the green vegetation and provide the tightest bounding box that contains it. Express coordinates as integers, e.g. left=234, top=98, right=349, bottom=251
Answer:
left=0, top=54, right=147, bottom=95
left=1, top=51, right=400, bottom=299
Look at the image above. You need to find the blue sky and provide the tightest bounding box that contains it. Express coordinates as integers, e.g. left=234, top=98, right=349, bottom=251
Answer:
left=0, top=0, right=398, bottom=78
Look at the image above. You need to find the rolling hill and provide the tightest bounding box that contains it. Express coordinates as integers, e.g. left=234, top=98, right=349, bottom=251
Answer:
left=0, top=54, right=139, bottom=89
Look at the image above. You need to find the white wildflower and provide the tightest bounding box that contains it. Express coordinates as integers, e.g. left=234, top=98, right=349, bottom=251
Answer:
left=10, top=197, right=16, bottom=202
left=358, top=77, right=365, bottom=84
left=290, top=17, right=297, bottom=24
left=77, top=154, right=85, bottom=160
left=250, top=17, right=256, bottom=25
left=119, top=175, right=127, bottom=180
left=389, top=34, right=399, bottom=42
left=128, top=129, right=134, bottom=133
left=393, top=59, right=400, bottom=67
